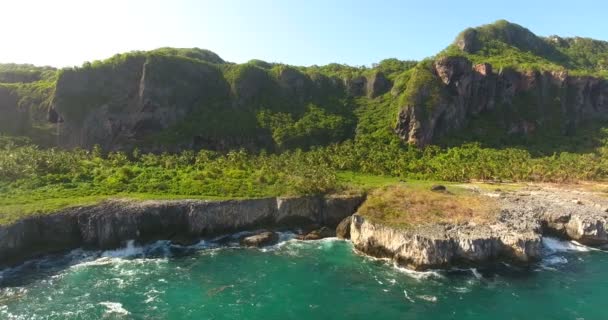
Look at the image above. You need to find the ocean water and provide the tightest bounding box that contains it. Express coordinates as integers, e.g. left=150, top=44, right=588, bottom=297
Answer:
left=1, top=233, right=607, bottom=320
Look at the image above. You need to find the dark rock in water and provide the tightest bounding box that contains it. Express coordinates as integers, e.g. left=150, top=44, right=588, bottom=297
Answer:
left=302, top=227, right=335, bottom=240
left=431, top=185, right=447, bottom=192
left=240, top=231, right=279, bottom=247
left=336, top=216, right=352, bottom=240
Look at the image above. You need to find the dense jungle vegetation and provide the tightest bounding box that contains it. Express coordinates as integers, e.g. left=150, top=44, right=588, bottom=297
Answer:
left=1, top=20, right=608, bottom=223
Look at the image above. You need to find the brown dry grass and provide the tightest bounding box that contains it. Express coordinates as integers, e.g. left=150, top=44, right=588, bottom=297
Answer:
left=358, top=185, right=499, bottom=228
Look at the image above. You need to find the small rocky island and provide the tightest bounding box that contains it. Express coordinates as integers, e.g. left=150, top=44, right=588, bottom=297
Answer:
left=2, top=183, right=607, bottom=271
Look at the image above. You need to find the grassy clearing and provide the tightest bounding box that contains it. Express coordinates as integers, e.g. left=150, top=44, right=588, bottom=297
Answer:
left=0, top=192, right=245, bottom=226
left=358, top=184, right=499, bottom=229
left=0, top=171, right=502, bottom=226
left=0, top=195, right=109, bottom=225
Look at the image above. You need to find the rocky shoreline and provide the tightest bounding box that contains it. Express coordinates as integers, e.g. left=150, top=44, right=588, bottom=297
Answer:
left=0, top=195, right=365, bottom=268
left=341, top=185, right=608, bottom=270
left=2, top=184, right=608, bottom=271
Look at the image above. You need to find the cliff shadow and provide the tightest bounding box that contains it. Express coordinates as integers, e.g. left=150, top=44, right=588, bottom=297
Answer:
left=437, top=118, right=608, bottom=157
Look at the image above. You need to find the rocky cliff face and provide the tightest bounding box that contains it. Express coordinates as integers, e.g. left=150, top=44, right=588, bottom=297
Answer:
left=349, top=215, right=541, bottom=270
left=395, top=56, right=608, bottom=147
left=53, top=55, right=232, bottom=150
left=347, top=185, right=608, bottom=270
left=0, top=86, right=28, bottom=136
left=0, top=194, right=364, bottom=267
left=50, top=54, right=389, bottom=151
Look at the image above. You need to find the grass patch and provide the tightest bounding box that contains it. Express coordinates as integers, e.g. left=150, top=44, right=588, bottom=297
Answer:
left=0, top=195, right=109, bottom=225
left=358, top=184, right=499, bottom=229
left=0, top=192, right=253, bottom=226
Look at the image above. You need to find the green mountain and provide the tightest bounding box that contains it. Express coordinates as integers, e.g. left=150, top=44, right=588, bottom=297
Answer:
left=1, top=20, right=607, bottom=153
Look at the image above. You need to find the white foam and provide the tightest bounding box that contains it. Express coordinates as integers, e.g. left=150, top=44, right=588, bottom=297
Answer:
left=102, top=240, right=144, bottom=258
left=453, top=286, right=471, bottom=293
left=470, top=268, right=483, bottom=279
left=542, top=237, right=591, bottom=253
left=417, top=295, right=438, bottom=302
left=99, top=302, right=130, bottom=316
left=393, top=263, right=444, bottom=280
left=403, top=290, right=415, bottom=303
left=351, top=249, right=443, bottom=280
left=543, top=256, right=568, bottom=266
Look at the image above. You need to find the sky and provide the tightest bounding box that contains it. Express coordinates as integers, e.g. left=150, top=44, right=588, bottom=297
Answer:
left=1, top=0, right=607, bottom=68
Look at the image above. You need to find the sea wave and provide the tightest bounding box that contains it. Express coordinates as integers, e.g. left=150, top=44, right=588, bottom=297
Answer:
left=542, top=237, right=592, bottom=253
left=99, top=301, right=130, bottom=316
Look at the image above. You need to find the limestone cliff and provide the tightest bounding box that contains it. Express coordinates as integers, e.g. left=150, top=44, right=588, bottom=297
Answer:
left=347, top=185, right=608, bottom=270
left=349, top=214, right=541, bottom=270
left=49, top=53, right=385, bottom=151
left=395, top=57, right=608, bottom=147
left=0, top=194, right=364, bottom=267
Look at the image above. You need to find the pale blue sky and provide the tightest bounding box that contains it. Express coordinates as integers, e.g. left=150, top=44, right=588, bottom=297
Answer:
left=1, top=0, right=606, bottom=67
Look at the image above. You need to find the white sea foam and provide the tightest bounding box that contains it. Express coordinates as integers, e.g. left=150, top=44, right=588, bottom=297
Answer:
left=543, top=255, right=568, bottom=266
left=393, top=263, right=444, bottom=280
left=403, top=290, right=415, bottom=302
left=470, top=268, right=483, bottom=279
left=101, top=240, right=144, bottom=258
left=453, top=286, right=471, bottom=293
left=99, top=302, right=130, bottom=316
left=417, top=295, right=438, bottom=302
left=542, top=237, right=592, bottom=253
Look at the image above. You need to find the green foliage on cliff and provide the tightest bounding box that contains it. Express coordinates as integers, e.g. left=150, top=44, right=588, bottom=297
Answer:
left=396, top=60, right=444, bottom=118
left=257, top=104, right=354, bottom=149
left=3, top=130, right=608, bottom=224
left=149, top=47, right=225, bottom=64
left=446, top=20, right=608, bottom=77
left=3, top=21, right=608, bottom=225
left=0, top=63, right=57, bottom=83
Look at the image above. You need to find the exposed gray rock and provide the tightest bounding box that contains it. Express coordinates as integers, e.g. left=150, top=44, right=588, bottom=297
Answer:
left=344, top=76, right=367, bottom=97
left=301, top=227, right=335, bottom=240
left=366, top=72, right=391, bottom=98
left=395, top=55, right=608, bottom=147
left=349, top=184, right=608, bottom=270
left=499, top=186, right=608, bottom=245
left=0, top=194, right=365, bottom=268
left=349, top=214, right=541, bottom=270
left=336, top=216, right=352, bottom=239
left=322, top=194, right=366, bottom=228
left=240, top=231, right=279, bottom=247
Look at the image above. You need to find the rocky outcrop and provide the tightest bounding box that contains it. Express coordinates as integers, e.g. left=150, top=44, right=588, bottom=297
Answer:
left=336, top=216, right=352, bottom=239
left=0, top=194, right=365, bottom=268
left=275, top=66, right=312, bottom=104
left=299, top=227, right=335, bottom=240
left=348, top=185, right=608, bottom=270
left=395, top=56, right=608, bottom=147
left=500, top=188, right=608, bottom=245
left=240, top=231, right=279, bottom=247
left=344, top=76, right=367, bottom=97
left=0, top=86, right=28, bottom=135
left=366, top=72, right=391, bottom=98
left=349, top=215, right=541, bottom=270
left=54, top=54, right=231, bottom=150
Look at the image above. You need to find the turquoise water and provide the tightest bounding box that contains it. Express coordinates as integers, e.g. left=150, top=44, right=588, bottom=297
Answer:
left=1, top=233, right=607, bottom=320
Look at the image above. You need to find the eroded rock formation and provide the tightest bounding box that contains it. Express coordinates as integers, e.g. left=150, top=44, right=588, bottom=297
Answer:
left=348, top=185, right=608, bottom=270
left=0, top=194, right=365, bottom=268
left=395, top=56, right=608, bottom=147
